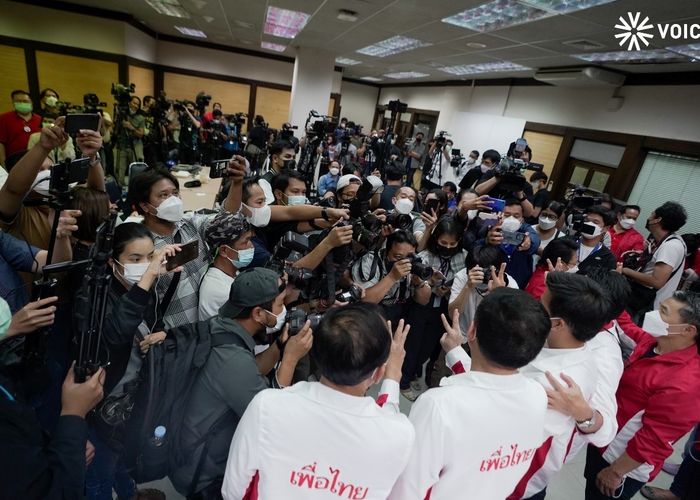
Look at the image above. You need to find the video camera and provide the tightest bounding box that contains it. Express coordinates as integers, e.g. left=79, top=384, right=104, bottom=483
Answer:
left=493, top=138, right=544, bottom=192
left=385, top=212, right=413, bottom=231
left=49, top=157, right=91, bottom=201
left=280, top=122, right=299, bottom=142
left=195, top=91, right=211, bottom=113
left=111, top=83, right=135, bottom=113
left=83, top=93, right=107, bottom=114
left=172, top=100, right=188, bottom=113
left=564, top=185, right=603, bottom=238
left=450, top=148, right=464, bottom=168
left=343, top=178, right=384, bottom=251
left=226, top=112, right=247, bottom=127
left=434, top=130, right=451, bottom=148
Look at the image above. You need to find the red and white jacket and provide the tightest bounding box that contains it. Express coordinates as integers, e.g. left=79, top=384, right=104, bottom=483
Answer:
left=599, top=314, right=700, bottom=482
left=221, top=380, right=414, bottom=500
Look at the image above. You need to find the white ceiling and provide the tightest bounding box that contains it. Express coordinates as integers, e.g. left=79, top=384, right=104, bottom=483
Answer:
left=59, top=0, right=700, bottom=83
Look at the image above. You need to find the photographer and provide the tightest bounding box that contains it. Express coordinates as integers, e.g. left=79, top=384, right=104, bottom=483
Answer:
left=0, top=117, right=104, bottom=250
left=201, top=109, right=229, bottom=166
left=352, top=229, right=431, bottom=324
left=405, top=132, right=427, bottom=188
left=459, top=148, right=500, bottom=191
left=576, top=205, right=617, bottom=274
left=527, top=172, right=550, bottom=222
left=177, top=101, right=201, bottom=166
left=387, top=186, right=427, bottom=241
left=455, top=149, right=479, bottom=186
left=483, top=199, right=540, bottom=288
left=222, top=304, right=414, bottom=500
left=114, top=96, right=145, bottom=186
left=171, top=268, right=313, bottom=498
left=423, top=138, right=453, bottom=190
left=141, top=95, right=160, bottom=168
left=259, top=140, right=296, bottom=204
left=620, top=201, right=687, bottom=319
left=474, top=148, right=537, bottom=219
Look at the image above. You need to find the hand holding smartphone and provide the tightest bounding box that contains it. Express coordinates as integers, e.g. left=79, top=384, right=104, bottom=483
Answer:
left=165, top=240, right=199, bottom=271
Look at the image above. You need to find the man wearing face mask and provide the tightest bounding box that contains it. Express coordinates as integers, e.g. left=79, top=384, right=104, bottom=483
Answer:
left=608, top=205, right=645, bottom=263
left=317, top=160, right=340, bottom=197
left=455, top=149, right=479, bottom=185
left=526, top=172, right=550, bottom=224
left=405, top=132, right=427, bottom=189
left=389, top=186, right=427, bottom=241
left=114, top=95, right=145, bottom=186
left=459, top=149, right=499, bottom=191
left=0, top=90, right=42, bottom=166
left=222, top=304, right=414, bottom=500
left=199, top=212, right=255, bottom=321
left=583, top=291, right=700, bottom=500
left=576, top=206, right=617, bottom=274
left=423, top=138, right=453, bottom=190
left=171, top=268, right=313, bottom=498
left=259, top=140, right=296, bottom=205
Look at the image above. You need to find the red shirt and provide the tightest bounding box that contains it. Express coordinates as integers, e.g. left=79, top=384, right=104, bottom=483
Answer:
left=0, top=111, right=42, bottom=158
left=525, top=266, right=547, bottom=301
left=609, top=226, right=645, bottom=262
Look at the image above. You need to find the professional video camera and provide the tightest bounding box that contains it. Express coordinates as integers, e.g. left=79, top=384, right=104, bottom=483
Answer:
left=195, top=91, right=211, bottom=114
left=493, top=138, right=545, bottom=192
left=280, top=122, right=298, bottom=141
left=564, top=185, right=603, bottom=238
left=342, top=177, right=384, bottom=251
left=111, top=83, right=135, bottom=113
left=434, top=130, right=450, bottom=148
left=450, top=148, right=464, bottom=168
left=172, top=100, right=187, bottom=113
left=226, top=112, right=247, bottom=127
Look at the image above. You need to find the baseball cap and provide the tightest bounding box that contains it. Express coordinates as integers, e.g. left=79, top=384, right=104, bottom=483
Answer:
left=336, top=174, right=361, bottom=191
left=205, top=211, right=251, bottom=251
left=219, top=267, right=282, bottom=318
left=366, top=174, right=384, bottom=194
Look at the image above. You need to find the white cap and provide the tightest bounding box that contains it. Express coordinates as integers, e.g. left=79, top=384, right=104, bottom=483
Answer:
left=366, top=174, right=384, bottom=194
left=336, top=174, right=361, bottom=191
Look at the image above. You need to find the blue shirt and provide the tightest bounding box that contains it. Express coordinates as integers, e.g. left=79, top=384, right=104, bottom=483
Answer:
left=501, top=223, right=540, bottom=289
left=0, top=231, right=39, bottom=313
left=317, top=173, right=339, bottom=196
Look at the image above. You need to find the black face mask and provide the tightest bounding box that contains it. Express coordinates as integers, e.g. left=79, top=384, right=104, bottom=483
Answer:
left=437, top=244, right=460, bottom=258
left=416, top=137, right=422, bottom=143
left=282, top=159, right=296, bottom=170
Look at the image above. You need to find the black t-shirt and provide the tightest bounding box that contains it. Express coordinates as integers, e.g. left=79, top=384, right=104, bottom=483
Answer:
left=458, top=167, right=483, bottom=190
left=247, top=126, right=267, bottom=149
left=379, top=185, right=400, bottom=211
left=531, top=188, right=550, bottom=209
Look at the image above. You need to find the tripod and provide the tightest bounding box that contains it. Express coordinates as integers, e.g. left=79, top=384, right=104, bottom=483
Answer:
left=425, top=143, right=446, bottom=191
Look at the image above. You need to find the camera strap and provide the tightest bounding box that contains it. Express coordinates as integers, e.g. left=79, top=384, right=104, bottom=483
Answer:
left=157, top=232, right=182, bottom=326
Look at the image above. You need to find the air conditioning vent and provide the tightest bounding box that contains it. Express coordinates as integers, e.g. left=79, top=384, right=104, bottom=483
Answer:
left=534, top=67, right=625, bottom=88
left=563, top=39, right=606, bottom=51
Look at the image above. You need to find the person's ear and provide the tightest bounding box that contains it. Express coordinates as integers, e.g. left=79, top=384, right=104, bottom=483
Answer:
left=372, top=364, right=387, bottom=386
left=139, top=201, right=152, bottom=215
left=466, top=322, right=477, bottom=343
left=252, top=306, right=267, bottom=325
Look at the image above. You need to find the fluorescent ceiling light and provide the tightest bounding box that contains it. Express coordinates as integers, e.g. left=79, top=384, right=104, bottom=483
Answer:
left=573, top=49, right=686, bottom=63
left=666, top=43, right=700, bottom=60
left=145, top=0, right=190, bottom=18
left=521, top=0, right=617, bottom=15
left=264, top=6, right=310, bottom=39
left=357, top=36, right=432, bottom=58
left=261, top=41, right=287, bottom=52
left=360, top=76, right=383, bottom=82
left=335, top=57, right=362, bottom=65
left=337, top=10, right=358, bottom=22
left=383, top=71, right=430, bottom=79
left=175, top=26, right=206, bottom=38
left=442, top=0, right=551, bottom=32
left=234, top=20, right=254, bottom=29
left=440, top=61, right=530, bottom=75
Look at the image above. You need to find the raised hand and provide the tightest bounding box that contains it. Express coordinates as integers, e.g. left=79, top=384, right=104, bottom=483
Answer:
left=440, top=308, right=464, bottom=353
left=384, top=319, right=410, bottom=381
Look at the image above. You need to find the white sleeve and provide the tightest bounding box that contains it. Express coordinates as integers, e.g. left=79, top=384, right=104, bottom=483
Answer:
left=376, top=379, right=401, bottom=414
left=389, top=394, right=445, bottom=500
left=655, top=239, right=685, bottom=269
left=198, top=273, right=228, bottom=321
left=221, top=392, right=263, bottom=500
left=449, top=270, right=467, bottom=304
left=259, top=178, right=275, bottom=205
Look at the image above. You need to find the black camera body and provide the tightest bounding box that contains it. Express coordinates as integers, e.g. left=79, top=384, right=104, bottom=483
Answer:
left=49, top=157, right=91, bottom=198
left=336, top=283, right=362, bottom=303
left=385, top=212, right=413, bottom=231
left=287, top=307, right=323, bottom=336
left=195, top=91, right=211, bottom=112
left=450, top=148, right=464, bottom=168
left=111, top=83, right=135, bottom=114
left=409, top=255, right=433, bottom=280
left=83, top=93, right=107, bottom=114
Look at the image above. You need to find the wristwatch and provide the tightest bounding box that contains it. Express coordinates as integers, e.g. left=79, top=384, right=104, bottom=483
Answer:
left=518, top=194, right=527, bottom=202
left=576, top=412, right=597, bottom=431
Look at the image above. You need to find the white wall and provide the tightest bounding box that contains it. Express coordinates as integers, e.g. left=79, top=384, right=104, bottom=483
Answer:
left=124, top=25, right=157, bottom=63
left=338, top=81, right=379, bottom=126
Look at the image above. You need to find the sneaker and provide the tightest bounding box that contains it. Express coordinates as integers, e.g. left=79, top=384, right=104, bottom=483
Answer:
left=662, top=461, right=681, bottom=476
left=640, top=486, right=680, bottom=500
left=400, top=388, right=419, bottom=402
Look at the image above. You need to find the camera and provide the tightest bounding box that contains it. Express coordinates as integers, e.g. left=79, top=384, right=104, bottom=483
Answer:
left=434, top=130, right=450, bottom=147
left=450, top=148, right=464, bottom=168
left=226, top=113, right=247, bottom=126
left=111, top=83, right=135, bottom=112
left=195, top=91, right=211, bottom=112
left=475, top=266, right=493, bottom=293
left=567, top=185, right=603, bottom=211
left=409, top=255, right=433, bottom=280
left=286, top=307, right=324, bottom=335
left=569, top=213, right=597, bottom=236
left=82, top=93, right=107, bottom=114
left=209, top=159, right=231, bottom=179
left=172, top=100, right=187, bottom=113
left=493, top=138, right=545, bottom=192
left=335, top=283, right=362, bottom=303
left=502, top=230, right=526, bottom=247
left=622, top=251, right=644, bottom=271
left=385, top=212, right=413, bottom=231
left=386, top=99, right=408, bottom=114
left=280, top=122, right=299, bottom=141
left=49, top=157, right=91, bottom=198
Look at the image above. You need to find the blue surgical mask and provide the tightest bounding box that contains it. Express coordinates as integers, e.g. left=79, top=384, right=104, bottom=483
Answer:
left=227, top=246, right=254, bottom=268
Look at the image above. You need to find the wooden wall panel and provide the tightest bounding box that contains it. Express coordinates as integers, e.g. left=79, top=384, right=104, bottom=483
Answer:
left=35, top=51, right=119, bottom=112
left=0, top=45, right=29, bottom=111
left=129, top=65, right=154, bottom=99
left=523, top=130, right=564, bottom=180
left=328, top=97, right=335, bottom=117
left=254, top=87, right=290, bottom=129
left=163, top=72, right=249, bottom=114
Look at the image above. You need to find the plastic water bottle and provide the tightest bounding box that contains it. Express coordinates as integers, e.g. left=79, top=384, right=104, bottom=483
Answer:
left=152, top=426, right=166, bottom=447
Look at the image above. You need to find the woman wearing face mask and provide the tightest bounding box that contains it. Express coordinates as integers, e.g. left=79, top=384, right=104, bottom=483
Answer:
left=84, top=223, right=181, bottom=500
left=533, top=201, right=566, bottom=268
left=525, top=237, right=579, bottom=301
left=400, top=217, right=467, bottom=400
left=415, top=188, right=449, bottom=251
left=39, top=88, right=60, bottom=117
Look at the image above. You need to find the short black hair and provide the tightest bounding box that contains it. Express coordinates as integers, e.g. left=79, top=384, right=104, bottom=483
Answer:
left=427, top=216, right=462, bottom=256
left=539, top=237, right=578, bottom=270
left=11, top=90, right=29, bottom=100
left=474, top=288, right=550, bottom=369
left=443, top=181, right=457, bottom=193
left=70, top=187, right=111, bottom=243
left=470, top=150, right=479, bottom=157
left=386, top=229, right=417, bottom=251
left=482, top=149, right=501, bottom=164
left=466, top=245, right=506, bottom=270
left=423, top=189, right=448, bottom=216
left=544, top=200, right=566, bottom=218
left=504, top=197, right=522, bottom=209
left=672, top=291, right=700, bottom=353
left=242, top=177, right=260, bottom=203
left=128, top=168, right=179, bottom=214
left=385, top=161, right=404, bottom=181
left=586, top=205, right=615, bottom=226
left=212, top=109, right=222, bottom=118
left=654, top=201, right=687, bottom=232
left=312, top=303, right=391, bottom=386
left=530, top=172, right=548, bottom=183
left=130, top=95, right=141, bottom=107
left=272, top=170, right=305, bottom=193
left=113, top=222, right=154, bottom=262
left=341, top=164, right=355, bottom=176
left=268, top=140, right=293, bottom=157
left=545, top=272, right=609, bottom=342
left=582, top=267, right=631, bottom=323
left=143, top=95, right=154, bottom=104
left=620, top=204, right=640, bottom=215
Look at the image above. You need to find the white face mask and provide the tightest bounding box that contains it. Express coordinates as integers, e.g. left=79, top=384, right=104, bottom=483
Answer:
left=154, top=195, right=184, bottom=223
left=501, top=216, right=521, bottom=233
left=243, top=202, right=271, bottom=227
left=467, top=209, right=478, bottom=221
left=642, top=310, right=686, bottom=338
left=531, top=182, right=540, bottom=192
left=538, top=216, right=557, bottom=231
left=116, top=261, right=150, bottom=285
left=480, top=163, right=491, bottom=174
left=329, top=167, right=339, bottom=176
left=264, top=305, right=287, bottom=334
left=566, top=265, right=579, bottom=274
left=395, top=198, right=414, bottom=215
left=45, top=96, right=58, bottom=107
left=619, top=218, right=636, bottom=230
left=581, top=222, right=603, bottom=239
left=286, top=195, right=307, bottom=206
left=32, top=170, right=52, bottom=197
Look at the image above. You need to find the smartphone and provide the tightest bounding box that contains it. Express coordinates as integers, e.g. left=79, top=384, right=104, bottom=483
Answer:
left=425, top=198, right=440, bottom=214
left=165, top=240, right=199, bottom=271
left=49, top=157, right=91, bottom=193
left=209, top=159, right=230, bottom=179
left=65, top=113, right=100, bottom=135
left=485, top=196, right=506, bottom=213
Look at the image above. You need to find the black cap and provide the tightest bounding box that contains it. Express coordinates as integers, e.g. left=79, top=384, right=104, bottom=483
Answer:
left=218, top=267, right=281, bottom=318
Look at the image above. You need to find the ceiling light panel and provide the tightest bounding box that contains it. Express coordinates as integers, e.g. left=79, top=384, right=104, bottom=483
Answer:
left=335, top=57, right=362, bottom=65
left=261, top=41, right=287, bottom=52
left=360, top=76, right=383, bottom=81
left=440, top=61, right=530, bottom=75
left=573, top=49, right=686, bottom=63
left=383, top=71, right=430, bottom=79
left=175, top=26, right=206, bottom=37
left=521, top=0, right=617, bottom=15
left=357, top=36, right=432, bottom=58
left=264, top=6, right=310, bottom=39
left=442, top=0, right=551, bottom=32
left=666, top=43, right=700, bottom=60
left=145, top=0, right=190, bottom=18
